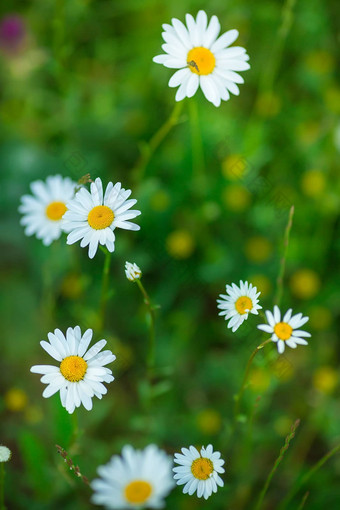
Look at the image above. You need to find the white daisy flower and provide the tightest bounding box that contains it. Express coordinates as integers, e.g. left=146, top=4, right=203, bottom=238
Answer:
left=63, top=177, right=141, bottom=259
left=91, top=444, right=175, bottom=509
left=19, top=174, right=77, bottom=246
left=125, top=261, right=142, bottom=282
left=217, top=280, right=262, bottom=332
left=153, top=10, right=250, bottom=107
left=257, top=305, right=311, bottom=354
left=30, top=326, right=116, bottom=414
left=0, top=446, right=12, bottom=462
left=173, top=444, right=225, bottom=500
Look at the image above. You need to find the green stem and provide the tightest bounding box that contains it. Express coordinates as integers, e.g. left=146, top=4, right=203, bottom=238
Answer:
left=297, top=492, right=309, bottom=510
left=0, top=464, right=6, bottom=510
left=254, top=419, right=300, bottom=510
left=53, top=0, right=66, bottom=88
left=234, top=339, right=272, bottom=421
left=136, top=279, right=156, bottom=376
left=132, top=101, right=184, bottom=182
left=68, top=410, right=80, bottom=455
left=275, top=205, right=294, bottom=307
left=258, top=0, right=297, bottom=97
left=99, top=248, right=112, bottom=330
left=279, top=442, right=340, bottom=509
left=189, top=98, right=205, bottom=184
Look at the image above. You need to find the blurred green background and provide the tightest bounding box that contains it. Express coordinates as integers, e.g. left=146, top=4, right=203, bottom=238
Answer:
left=0, top=0, right=339, bottom=508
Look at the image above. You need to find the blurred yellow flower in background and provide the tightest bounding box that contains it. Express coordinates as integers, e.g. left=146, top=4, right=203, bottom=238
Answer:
left=223, top=184, right=251, bottom=212
left=324, top=86, right=340, bottom=114
left=60, top=273, right=84, bottom=300
left=5, top=388, right=28, bottom=412
left=308, top=306, right=332, bottom=330
left=301, top=169, right=326, bottom=197
left=296, top=121, right=321, bottom=146
left=255, top=91, right=282, bottom=117
left=166, top=230, right=195, bottom=259
left=222, top=154, right=247, bottom=180
left=249, top=274, right=272, bottom=298
left=24, top=405, right=43, bottom=424
left=290, top=269, right=321, bottom=299
left=313, top=366, right=338, bottom=394
left=196, top=409, right=222, bottom=435
left=201, top=202, right=221, bottom=221
left=245, top=236, right=272, bottom=263
left=150, top=190, right=170, bottom=212
left=274, top=415, right=294, bottom=436
left=250, top=367, right=271, bottom=392
left=271, top=357, right=294, bottom=382
left=305, top=50, right=335, bottom=75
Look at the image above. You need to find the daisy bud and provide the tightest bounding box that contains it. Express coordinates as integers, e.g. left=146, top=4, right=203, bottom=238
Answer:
left=0, top=445, right=12, bottom=463
left=125, top=262, right=142, bottom=282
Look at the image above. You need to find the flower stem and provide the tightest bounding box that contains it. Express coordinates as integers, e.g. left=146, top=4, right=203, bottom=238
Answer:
left=189, top=98, right=205, bottom=188
left=254, top=419, right=300, bottom=510
left=234, top=339, right=272, bottom=421
left=68, top=410, right=80, bottom=455
left=99, top=248, right=112, bottom=330
left=279, top=442, right=340, bottom=509
left=275, top=205, right=294, bottom=307
left=297, top=492, right=310, bottom=510
left=258, top=0, right=297, bottom=98
left=0, top=464, right=6, bottom=510
left=53, top=0, right=66, bottom=90
left=136, top=279, right=156, bottom=377
left=132, top=101, right=184, bottom=182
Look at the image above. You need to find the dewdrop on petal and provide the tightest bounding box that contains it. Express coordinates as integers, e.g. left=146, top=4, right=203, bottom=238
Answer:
left=0, top=446, right=12, bottom=462
left=125, top=262, right=142, bottom=282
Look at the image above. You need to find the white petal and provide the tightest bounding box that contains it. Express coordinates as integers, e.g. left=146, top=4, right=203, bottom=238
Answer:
left=200, top=75, right=220, bottom=106
left=257, top=324, right=273, bottom=333
left=30, top=365, right=59, bottom=374
left=172, top=18, right=192, bottom=47
left=203, top=15, right=221, bottom=48
left=283, top=309, right=293, bottom=322
left=186, top=73, right=199, bottom=97
left=211, top=29, right=239, bottom=53
left=168, top=68, right=190, bottom=87
left=273, top=305, right=281, bottom=323
left=77, top=329, right=93, bottom=357
left=292, top=338, right=309, bottom=345
left=40, top=341, right=63, bottom=361
left=292, top=330, right=311, bottom=338
left=84, top=339, right=106, bottom=361
left=185, top=13, right=199, bottom=47
left=223, top=59, right=250, bottom=71
left=277, top=340, right=285, bottom=354
left=195, top=10, right=208, bottom=44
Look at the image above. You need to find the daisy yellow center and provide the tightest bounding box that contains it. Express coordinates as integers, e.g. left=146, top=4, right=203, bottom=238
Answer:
left=60, top=356, right=87, bottom=382
left=274, top=322, right=293, bottom=341
left=124, top=480, right=152, bottom=504
left=87, top=205, right=114, bottom=230
left=187, top=47, right=216, bottom=75
left=191, top=457, right=214, bottom=480
left=235, top=296, right=253, bottom=314
left=45, top=201, right=67, bottom=221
